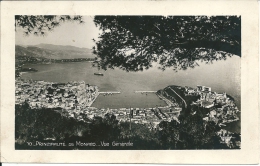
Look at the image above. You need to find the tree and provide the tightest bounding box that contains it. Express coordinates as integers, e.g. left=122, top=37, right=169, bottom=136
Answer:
left=93, top=16, right=241, bottom=71
left=15, top=15, right=84, bottom=36
left=157, top=120, right=182, bottom=149
left=88, top=113, right=120, bottom=142
left=15, top=15, right=241, bottom=72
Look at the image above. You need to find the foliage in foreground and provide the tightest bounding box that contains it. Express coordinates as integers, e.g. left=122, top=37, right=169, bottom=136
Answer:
left=93, top=16, right=241, bottom=71
left=15, top=102, right=239, bottom=150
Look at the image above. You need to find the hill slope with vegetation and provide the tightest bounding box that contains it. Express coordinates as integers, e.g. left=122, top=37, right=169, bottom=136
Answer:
left=15, top=101, right=240, bottom=150
left=15, top=44, right=95, bottom=61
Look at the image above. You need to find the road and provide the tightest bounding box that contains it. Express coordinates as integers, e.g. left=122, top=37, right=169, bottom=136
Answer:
left=168, top=87, right=187, bottom=108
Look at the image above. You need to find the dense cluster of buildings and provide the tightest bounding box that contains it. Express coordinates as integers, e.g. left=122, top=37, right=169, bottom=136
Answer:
left=58, top=99, right=182, bottom=130
left=82, top=106, right=182, bottom=129
left=15, top=80, right=99, bottom=112
left=15, top=79, right=183, bottom=129
left=186, top=85, right=239, bottom=126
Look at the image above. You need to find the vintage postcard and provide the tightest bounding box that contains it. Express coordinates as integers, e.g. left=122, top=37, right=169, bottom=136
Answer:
left=1, top=0, right=259, bottom=164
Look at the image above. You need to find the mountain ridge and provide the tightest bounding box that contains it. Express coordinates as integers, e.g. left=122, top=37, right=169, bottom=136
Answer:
left=15, top=44, right=96, bottom=60
left=34, top=43, right=92, bottom=52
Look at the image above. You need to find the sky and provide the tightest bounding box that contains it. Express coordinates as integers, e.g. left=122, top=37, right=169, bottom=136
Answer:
left=15, top=16, right=101, bottom=49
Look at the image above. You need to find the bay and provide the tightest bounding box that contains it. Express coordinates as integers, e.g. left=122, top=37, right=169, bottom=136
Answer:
left=21, top=56, right=241, bottom=133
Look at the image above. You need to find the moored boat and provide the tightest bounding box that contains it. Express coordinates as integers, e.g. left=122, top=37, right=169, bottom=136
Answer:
left=94, top=73, right=104, bottom=76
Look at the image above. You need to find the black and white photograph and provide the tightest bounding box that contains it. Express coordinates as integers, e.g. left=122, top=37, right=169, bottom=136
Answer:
left=15, top=15, right=241, bottom=150
left=1, top=1, right=259, bottom=164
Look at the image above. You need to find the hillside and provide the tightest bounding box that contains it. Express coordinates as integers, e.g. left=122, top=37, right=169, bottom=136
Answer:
left=15, top=44, right=96, bottom=60
left=35, top=43, right=92, bottom=53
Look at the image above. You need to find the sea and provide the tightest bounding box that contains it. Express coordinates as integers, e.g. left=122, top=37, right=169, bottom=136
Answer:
left=21, top=56, right=241, bottom=133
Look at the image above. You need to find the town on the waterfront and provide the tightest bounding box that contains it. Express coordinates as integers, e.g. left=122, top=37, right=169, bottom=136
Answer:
left=15, top=78, right=240, bottom=148
left=14, top=15, right=241, bottom=150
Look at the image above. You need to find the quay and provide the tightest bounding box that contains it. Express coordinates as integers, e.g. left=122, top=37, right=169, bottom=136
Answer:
left=87, top=91, right=120, bottom=107
left=99, top=91, right=121, bottom=94
left=135, top=91, right=157, bottom=93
